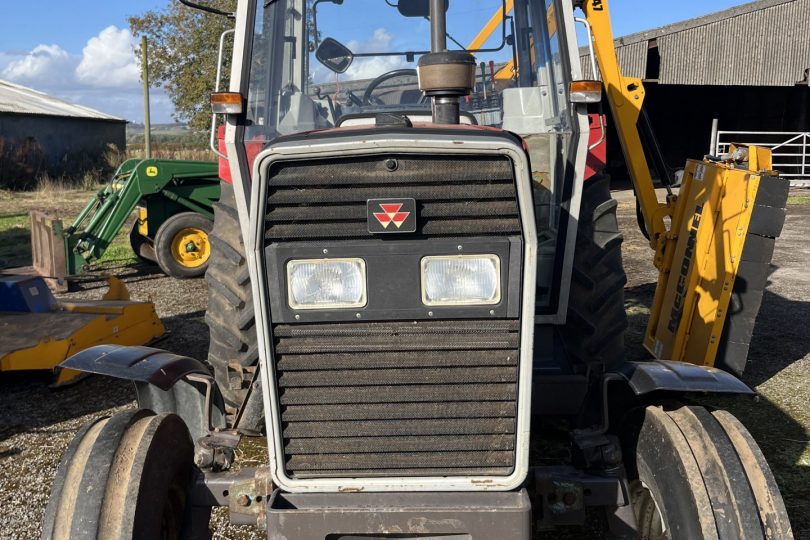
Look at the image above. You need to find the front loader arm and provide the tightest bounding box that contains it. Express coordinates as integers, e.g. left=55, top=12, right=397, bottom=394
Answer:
left=579, top=0, right=672, bottom=253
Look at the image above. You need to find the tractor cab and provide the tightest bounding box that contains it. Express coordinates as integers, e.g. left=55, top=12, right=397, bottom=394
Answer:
left=236, top=0, right=577, bottom=131
left=42, top=1, right=794, bottom=538
left=217, top=0, right=593, bottom=315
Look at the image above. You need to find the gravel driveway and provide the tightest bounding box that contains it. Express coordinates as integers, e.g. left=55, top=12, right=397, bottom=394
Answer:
left=1, top=194, right=807, bottom=539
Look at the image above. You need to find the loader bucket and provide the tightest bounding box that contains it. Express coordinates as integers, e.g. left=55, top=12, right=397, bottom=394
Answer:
left=29, top=211, right=68, bottom=292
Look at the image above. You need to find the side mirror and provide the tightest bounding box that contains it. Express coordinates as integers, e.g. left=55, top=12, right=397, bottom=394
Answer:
left=397, top=0, right=448, bottom=18
left=315, top=38, right=354, bottom=74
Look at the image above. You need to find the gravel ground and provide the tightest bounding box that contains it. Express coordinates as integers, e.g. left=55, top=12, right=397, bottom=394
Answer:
left=0, top=192, right=807, bottom=539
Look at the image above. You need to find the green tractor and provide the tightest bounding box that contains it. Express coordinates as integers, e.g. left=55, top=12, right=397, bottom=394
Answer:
left=29, top=158, right=220, bottom=287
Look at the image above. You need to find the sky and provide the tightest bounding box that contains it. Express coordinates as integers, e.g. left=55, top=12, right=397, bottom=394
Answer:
left=0, top=0, right=752, bottom=124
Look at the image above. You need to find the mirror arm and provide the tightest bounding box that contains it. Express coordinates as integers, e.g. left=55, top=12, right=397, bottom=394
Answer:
left=178, top=0, right=235, bottom=19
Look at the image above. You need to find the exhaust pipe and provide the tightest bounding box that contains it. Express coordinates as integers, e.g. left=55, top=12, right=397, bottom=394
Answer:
left=419, top=0, right=475, bottom=124
left=430, top=0, right=447, bottom=52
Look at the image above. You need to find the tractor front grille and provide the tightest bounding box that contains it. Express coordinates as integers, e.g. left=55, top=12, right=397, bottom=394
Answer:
left=273, top=320, right=521, bottom=478
left=262, top=150, right=525, bottom=480
left=264, top=154, right=520, bottom=242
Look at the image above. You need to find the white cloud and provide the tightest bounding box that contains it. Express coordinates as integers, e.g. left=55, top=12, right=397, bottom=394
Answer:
left=76, top=26, right=140, bottom=88
left=1, top=44, right=75, bottom=87
left=313, top=28, right=410, bottom=83
left=344, top=28, right=409, bottom=80
left=0, top=26, right=173, bottom=123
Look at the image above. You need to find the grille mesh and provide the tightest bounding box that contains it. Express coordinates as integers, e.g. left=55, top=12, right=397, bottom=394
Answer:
left=264, top=152, right=523, bottom=479
left=264, top=155, right=519, bottom=242
left=273, top=320, right=520, bottom=478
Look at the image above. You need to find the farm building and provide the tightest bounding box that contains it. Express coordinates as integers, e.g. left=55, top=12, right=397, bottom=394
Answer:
left=579, top=0, right=810, bottom=183
left=0, top=80, right=126, bottom=170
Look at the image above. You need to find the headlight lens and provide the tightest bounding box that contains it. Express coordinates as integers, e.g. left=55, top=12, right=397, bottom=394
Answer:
left=421, top=255, right=501, bottom=306
left=287, top=259, right=367, bottom=309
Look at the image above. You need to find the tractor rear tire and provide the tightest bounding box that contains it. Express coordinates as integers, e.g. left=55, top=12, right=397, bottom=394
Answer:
left=205, top=182, right=258, bottom=412
left=154, top=212, right=213, bottom=279
left=42, top=410, right=207, bottom=540
left=129, top=222, right=157, bottom=264
left=560, top=174, right=628, bottom=371
left=627, top=403, right=793, bottom=540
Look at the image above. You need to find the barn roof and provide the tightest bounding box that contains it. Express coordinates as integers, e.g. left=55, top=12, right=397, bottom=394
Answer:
left=0, top=79, right=124, bottom=121
left=580, top=0, right=810, bottom=86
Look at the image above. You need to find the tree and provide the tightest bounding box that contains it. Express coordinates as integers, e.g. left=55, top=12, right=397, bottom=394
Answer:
left=129, top=1, right=236, bottom=132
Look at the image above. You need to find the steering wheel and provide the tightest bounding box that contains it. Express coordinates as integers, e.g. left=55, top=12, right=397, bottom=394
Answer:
left=362, top=69, right=420, bottom=105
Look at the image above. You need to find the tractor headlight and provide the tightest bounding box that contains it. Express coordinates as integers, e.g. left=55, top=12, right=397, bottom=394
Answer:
left=287, top=259, right=367, bottom=310
left=421, top=255, right=501, bottom=306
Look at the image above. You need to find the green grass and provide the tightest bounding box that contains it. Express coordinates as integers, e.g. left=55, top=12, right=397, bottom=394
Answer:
left=787, top=195, right=810, bottom=205
left=0, top=214, right=31, bottom=268
left=0, top=212, right=136, bottom=271
left=96, top=225, right=137, bottom=267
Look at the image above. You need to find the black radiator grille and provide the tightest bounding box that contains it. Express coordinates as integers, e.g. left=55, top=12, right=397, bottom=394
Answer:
left=273, top=320, right=521, bottom=478
left=264, top=155, right=520, bottom=242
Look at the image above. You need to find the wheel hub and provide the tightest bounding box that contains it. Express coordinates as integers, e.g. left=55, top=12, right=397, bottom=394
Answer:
left=171, top=227, right=210, bottom=268
left=630, top=480, right=668, bottom=539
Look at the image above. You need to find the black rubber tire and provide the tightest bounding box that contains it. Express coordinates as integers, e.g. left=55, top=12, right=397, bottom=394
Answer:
left=154, top=212, right=213, bottom=279
left=129, top=222, right=157, bottom=264
left=205, top=182, right=258, bottom=411
left=627, top=403, right=793, bottom=540
left=42, top=410, right=208, bottom=540
left=559, top=174, right=628, bottom=371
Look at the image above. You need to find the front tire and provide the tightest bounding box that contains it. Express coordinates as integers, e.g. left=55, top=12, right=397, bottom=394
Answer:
left=42, top=410, right=206, bottom=540
left=628, top=403, right=793, bottom=539
left=154, top=212, right=213, bottom=279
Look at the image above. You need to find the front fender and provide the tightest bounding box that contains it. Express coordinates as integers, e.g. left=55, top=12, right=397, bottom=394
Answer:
left=59, top=345, right=226, bottom=440
left=615, top=360, right=754, bottom=396
left=59, top=344, right=210, bottom=389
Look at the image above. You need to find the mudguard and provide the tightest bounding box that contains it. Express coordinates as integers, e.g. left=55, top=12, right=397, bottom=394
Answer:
left=59, top=344, right=226, bottom=440
left=615, top=360, right=754, bottom=396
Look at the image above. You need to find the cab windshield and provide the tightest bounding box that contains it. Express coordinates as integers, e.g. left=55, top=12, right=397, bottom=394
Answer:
left=243, top=0, right=585, bottom=311
left=244, top=0, right=575, bottom=143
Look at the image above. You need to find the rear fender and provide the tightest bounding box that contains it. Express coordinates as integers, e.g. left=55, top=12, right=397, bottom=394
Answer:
left=59, top=345, right=226, bottom=440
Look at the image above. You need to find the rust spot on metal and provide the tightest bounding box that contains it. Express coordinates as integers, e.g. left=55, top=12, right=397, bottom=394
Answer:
left=338, top=486, right=364, bottom=493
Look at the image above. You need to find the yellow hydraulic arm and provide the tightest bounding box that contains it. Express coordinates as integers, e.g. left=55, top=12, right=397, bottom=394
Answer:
left=468, top=0, right=514, bottom=50
left=579, top=0, right=786, bottom=371
left=580, top=0, right=672, bottom=253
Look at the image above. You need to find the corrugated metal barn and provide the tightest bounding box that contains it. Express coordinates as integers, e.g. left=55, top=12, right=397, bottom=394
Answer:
left=0, top=80, right=126, bottom=167
left=580, top=0, right=810, bottom=179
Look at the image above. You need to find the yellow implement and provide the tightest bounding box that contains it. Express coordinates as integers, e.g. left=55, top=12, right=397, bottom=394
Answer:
left=581, top=0, right=789, bottom=372
left=0, top=276, right=165, bottom=386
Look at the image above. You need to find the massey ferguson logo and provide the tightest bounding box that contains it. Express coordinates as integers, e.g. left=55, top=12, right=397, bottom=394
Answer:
left=367, top=198, right=417, bottom=234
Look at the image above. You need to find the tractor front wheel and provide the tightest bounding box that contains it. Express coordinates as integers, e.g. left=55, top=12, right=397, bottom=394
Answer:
left=154, top=212, right=213, bottom=279
left=42, top=410, right=207, bottom=539
left=627, top=403, right=793, bottom=539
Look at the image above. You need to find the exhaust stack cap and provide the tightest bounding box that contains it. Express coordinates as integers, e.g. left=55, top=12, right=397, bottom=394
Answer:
left=418, top=51, right=475, bottom=125
left=418, top=51, right=476, bottom=97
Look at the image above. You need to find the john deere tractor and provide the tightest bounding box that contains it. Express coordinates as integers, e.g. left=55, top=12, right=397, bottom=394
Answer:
left=43, top=1, right=793, bottom=538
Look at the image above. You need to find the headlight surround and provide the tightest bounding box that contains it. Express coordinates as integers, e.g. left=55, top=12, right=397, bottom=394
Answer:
left=421, top=255, right=501, bottom=306
left=287, top=258, right=367, bottom=310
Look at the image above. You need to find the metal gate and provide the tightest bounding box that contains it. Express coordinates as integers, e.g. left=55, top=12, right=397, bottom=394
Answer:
left=712, top=126, right=810, bottom=187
